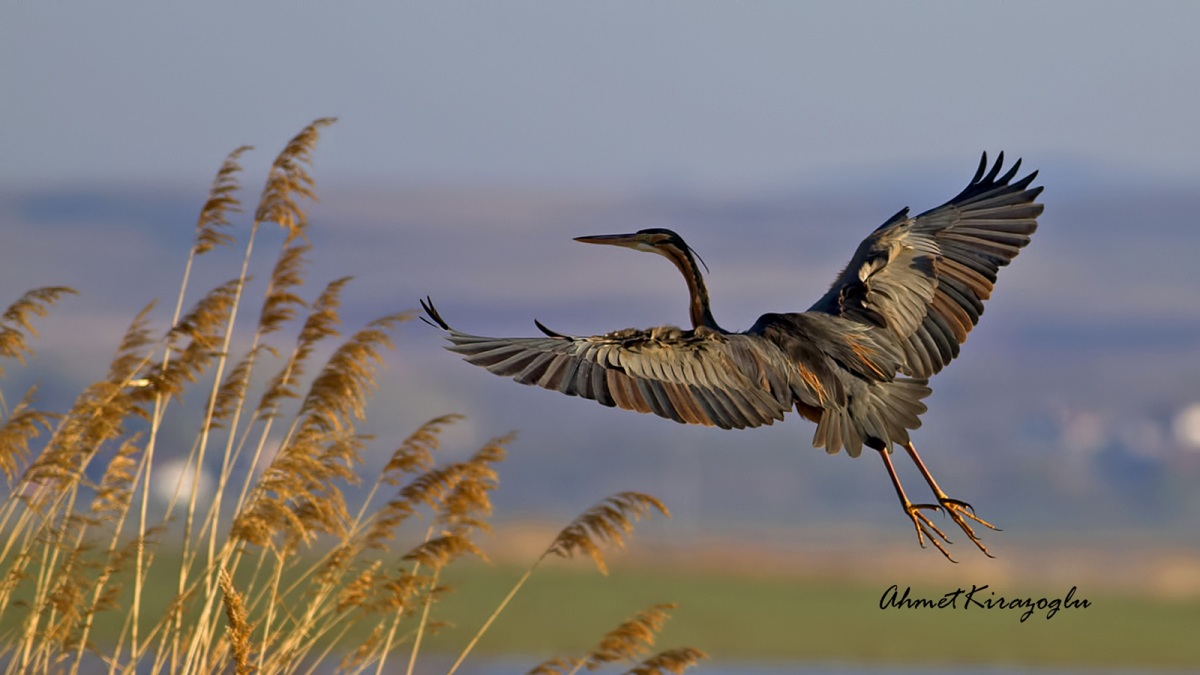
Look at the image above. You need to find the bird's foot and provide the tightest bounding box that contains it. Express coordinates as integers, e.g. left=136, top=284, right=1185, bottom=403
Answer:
left=902, top=502, right=955, bottom=562
left=934, top=497, right=999, bottom=558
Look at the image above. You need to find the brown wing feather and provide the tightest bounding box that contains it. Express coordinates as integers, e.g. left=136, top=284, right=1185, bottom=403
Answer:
left=808, top=152, right=1043, bottom=378
left=421, top=299, right=794, bottom=430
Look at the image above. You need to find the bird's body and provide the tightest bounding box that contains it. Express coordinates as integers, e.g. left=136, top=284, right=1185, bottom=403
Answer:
left=423, top=153, right=1043, bottom=561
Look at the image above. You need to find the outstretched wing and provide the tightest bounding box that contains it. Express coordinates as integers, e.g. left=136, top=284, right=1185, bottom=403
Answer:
left=421, top=299, right=793, bottom=430
left=808, top=152, right=1043, bottom=378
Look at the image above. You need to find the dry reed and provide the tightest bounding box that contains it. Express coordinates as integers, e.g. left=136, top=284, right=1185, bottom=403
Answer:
left=0, top=119, right=704, bottom=674
left=527, top=603, right=707, bottom=675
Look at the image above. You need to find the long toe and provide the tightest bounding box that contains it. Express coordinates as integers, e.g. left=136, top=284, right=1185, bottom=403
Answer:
left=906, top=503, right=956, bottom=563
left=939, top=498, right=998, bottom=557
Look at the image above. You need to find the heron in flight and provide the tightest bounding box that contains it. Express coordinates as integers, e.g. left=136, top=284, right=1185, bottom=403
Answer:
left=422, top=153, right=1042, bottom=561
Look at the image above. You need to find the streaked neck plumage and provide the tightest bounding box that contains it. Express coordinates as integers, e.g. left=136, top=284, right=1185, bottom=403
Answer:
left=658, top=243, right=721, bottom=332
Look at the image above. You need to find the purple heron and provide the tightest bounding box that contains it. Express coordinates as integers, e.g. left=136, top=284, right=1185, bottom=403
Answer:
left=422, top=153, right=1042, bottom=561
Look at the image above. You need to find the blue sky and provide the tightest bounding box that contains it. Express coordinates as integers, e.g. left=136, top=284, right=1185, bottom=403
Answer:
left=5, top=2, right=1200, bottom=190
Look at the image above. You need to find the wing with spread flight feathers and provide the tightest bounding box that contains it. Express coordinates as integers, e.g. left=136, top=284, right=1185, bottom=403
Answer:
left=421, top=298, right=793, bottom=430
left=808, top=152, right=1043, bottom=378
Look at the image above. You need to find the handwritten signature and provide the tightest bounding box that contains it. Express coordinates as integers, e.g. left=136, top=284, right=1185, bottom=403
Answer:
left=879, top=584, right=1091, bottom=622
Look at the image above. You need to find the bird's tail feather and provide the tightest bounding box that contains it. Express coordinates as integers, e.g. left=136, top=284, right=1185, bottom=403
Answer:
left=814, top=377, right=931, bottom=457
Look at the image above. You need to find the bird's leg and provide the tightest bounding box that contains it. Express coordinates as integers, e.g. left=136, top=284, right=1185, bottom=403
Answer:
left=902, top=442, right=999, bottom=558
left=875, top=447, right=955, bottom=562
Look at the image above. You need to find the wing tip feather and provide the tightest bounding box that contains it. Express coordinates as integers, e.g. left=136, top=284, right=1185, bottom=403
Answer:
left=420, top=295, right=450, bottom=330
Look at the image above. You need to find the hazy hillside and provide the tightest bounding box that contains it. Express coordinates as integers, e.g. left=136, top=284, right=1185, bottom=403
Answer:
left=3, top=176, right=1199, bottom=541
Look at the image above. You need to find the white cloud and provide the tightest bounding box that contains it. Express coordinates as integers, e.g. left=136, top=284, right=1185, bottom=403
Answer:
left=151, top=458, right=215, bottom=506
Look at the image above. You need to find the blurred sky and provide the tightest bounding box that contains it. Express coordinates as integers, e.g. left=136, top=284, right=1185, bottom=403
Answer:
left=4, top=3, right=1200, bottom=539
left=5, top=2, right=1200, bottom=191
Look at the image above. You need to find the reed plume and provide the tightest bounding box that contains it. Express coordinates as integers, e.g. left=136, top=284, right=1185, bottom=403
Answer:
left=255, top=117, right=336, bottom=241
left=0, top=286, right=77, bottom=377
left=627, top=647, right=709, bottom=675
left=192, top=145, right=251, bottom=256
left=527, top=603, right=706, bottom=675
left=0, top=387, right=54, bottom=485
left=218, top=568, right=255, bottom=675
left=543, top=491, right=669, bottom=575
left=584, top=603, right=676, bottom=669
left=383, top=413, right=463, bottom=479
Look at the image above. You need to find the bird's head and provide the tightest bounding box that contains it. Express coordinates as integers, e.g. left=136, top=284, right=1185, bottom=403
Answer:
left=574, top=228, right=709, bottom=273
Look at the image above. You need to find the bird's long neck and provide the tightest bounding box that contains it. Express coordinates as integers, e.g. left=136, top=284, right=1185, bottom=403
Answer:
left=661, top=245, right=720, bottom=331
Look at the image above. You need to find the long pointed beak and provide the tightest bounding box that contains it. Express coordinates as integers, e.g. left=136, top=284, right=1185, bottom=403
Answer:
left=574, top=233, right=640, bottom=248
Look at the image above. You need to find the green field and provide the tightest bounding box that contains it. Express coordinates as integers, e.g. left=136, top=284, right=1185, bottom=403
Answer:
left=423, top=561, right=1200, bottom=671
left=5, top=548, right=1196, bottom=672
